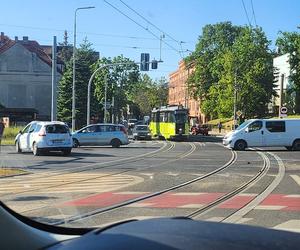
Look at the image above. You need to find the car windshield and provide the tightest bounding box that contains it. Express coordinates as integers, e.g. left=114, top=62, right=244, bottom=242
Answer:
left=135, top=125, right=148, bottom=131
left=235, top=120, right=252, bottom=131
left=1, top=0, right=300, bottom=238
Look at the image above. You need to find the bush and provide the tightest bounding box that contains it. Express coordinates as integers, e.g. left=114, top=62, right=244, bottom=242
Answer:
left=3, top=127, right=23, bottom=139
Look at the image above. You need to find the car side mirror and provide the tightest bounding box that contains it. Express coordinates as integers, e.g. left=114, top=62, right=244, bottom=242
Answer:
left=245, top=127, right=249, bottom=133
left=29, top=129, right=34, bottom=133
left=19, top=130, right=23, bottom=134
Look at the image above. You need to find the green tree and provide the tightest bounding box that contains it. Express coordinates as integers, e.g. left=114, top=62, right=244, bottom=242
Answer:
left=57, top=39, right=99, bottom=128
left=91, top=55, right=140, bottom=122
left=186, top=22, right=275, bottom=119
left=131, top=75, right=168, bottom=116
left=276, top=31, right=300, bottom=114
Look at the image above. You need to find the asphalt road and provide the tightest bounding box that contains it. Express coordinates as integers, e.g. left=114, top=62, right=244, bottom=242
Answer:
left=0, top=141, right=299, bottom=233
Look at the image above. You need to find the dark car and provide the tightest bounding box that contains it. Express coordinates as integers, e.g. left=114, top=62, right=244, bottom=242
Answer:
left=132, top=125, right=151, bottom=140
left=191, top=124, right=209, bottom=136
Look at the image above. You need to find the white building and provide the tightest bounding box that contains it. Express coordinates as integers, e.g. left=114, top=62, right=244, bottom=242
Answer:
left=272, top=53, right=292, bottom=111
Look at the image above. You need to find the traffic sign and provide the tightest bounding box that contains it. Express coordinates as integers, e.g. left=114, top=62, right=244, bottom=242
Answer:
left=236, top=110, right=242, bottom=117
left=280, top=106, right=287, bottom=114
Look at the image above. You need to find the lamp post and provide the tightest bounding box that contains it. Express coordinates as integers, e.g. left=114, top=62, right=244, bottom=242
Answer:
left=72, top=6, right=95, bottom=131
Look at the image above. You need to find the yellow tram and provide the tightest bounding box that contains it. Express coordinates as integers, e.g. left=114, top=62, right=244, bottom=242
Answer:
left=149, top=105, right=189, bottom=140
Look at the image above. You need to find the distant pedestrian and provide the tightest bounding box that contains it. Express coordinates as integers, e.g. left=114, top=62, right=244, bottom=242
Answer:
left=0, top=118, right=5, bottom=152
left=217, top=122, right=222, bottom=133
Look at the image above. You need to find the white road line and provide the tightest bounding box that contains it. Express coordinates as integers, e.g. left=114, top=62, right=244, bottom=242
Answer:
left=273, top=220, right=300, bottom=233
left=223, top=151, right=285, bottom=223
left=290, top=175, right=300, bottom=188
left=254, top=205, right=287, bottom=210
left=205, top=217, right=224, bottom=222
left=179, top=204, right=204, bottom=208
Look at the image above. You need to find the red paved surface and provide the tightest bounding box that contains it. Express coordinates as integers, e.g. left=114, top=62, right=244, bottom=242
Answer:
left=62, top=192, right=145, bottom=207
left=61, top=192, right=300, bottom=211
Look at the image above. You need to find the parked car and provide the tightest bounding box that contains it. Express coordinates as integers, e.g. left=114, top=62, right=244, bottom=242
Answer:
left=191, top=124, right=209, bottom=136
left=128, top=119, right=138, bottom=129
left=15, top=121, right=72, bottom=156
left=72, top=123, right=129, bottom=148
left=132, top=125, right=151, bottom=140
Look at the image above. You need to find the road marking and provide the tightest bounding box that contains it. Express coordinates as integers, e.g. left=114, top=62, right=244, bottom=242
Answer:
left=0, top=173, right=144, bottom=194
left=285, top=194, right=300, bottom=198
left=205, top=217, right=224, bottom=222
left=254, top=205, right=287, bottom=210
left=173, top=192, right=205, bottom=196
left=290, top=175, right=300, bottom=187
left=178, top=204, right=204, bottom=208
left=223, top=151, right=285, bottom=223
left=273, top=220, right=300, bottom=233
left=126, top=203, right=154, bottom=208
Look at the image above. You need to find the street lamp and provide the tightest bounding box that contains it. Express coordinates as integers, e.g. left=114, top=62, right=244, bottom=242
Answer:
left=72, top=6, right=95, bottom=131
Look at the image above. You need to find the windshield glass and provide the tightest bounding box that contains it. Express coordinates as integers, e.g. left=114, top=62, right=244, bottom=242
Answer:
left=0, top=0, right=300, bottom=237
left=235, top=120, right=252, bottom=131
left=135, top=125, right=148, bottom=131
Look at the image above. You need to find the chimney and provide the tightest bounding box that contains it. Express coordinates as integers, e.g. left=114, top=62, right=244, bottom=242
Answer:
left=23, top=36, right=29, bottom=42
left=0, top=32, right=4, bottom=41
left=15, top=36, right=18, bottom=42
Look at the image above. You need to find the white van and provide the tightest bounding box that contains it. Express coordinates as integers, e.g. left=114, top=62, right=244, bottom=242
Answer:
left=223, top=118, right=300, bottom=150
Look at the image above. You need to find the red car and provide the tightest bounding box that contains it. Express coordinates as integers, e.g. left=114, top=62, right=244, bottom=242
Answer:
left=191, top=124, right=209, bottom=136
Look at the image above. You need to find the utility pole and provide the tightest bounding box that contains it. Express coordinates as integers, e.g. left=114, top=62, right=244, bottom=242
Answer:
left=72, top=6, right=95, bottom=131
left=233, top=71, right=237, bottom=129
left=51, top=36, right=57, bottom=121
left=279, top=74, right=284, bottom=117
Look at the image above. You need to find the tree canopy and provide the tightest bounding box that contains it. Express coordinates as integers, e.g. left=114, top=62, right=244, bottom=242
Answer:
left=186, top=22, right=276, bottom=119
left=276, top=31, right=300, bottom=114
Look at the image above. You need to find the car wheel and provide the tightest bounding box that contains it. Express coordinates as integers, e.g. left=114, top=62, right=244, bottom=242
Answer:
left=292, top=139, right=300, bottom=151
left=234, top=140, right=247, bottom=151
left=111, top=138, right=121, bottom=148
left=62, top=148, right=72, bottom=156
left=32, top=143, right=41, bottom=156
left=73, top=139, right=80, bottom=148
left=15, top=141, right=22, bottom=153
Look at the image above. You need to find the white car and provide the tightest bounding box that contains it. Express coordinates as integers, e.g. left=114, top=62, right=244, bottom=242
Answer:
left=15, top=121, right=72, bottom=156
left=72, top=123, right=129, bottom=148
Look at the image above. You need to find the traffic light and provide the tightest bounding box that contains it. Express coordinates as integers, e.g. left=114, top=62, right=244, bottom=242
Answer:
left=151, top=60, right=158, bottom=69
left=140, top=53, right=150, bottom=71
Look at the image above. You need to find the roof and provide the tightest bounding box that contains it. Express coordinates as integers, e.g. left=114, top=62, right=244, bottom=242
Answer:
left=152, top=105, right=188, bottom=112
left=0, top=34, right=62, bottom=74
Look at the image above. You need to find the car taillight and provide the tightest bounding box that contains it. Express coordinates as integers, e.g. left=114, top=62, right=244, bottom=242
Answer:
left=38, top=128, right=46, bottom=136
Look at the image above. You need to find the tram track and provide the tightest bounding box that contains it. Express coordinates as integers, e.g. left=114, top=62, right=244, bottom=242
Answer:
left=2, top=141, right=197, bottom=214
left=0, top=140, right=172, bottom=189
left=49, top=148, right=237, bottom=226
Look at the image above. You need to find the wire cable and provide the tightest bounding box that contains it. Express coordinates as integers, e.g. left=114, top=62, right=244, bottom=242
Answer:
left=241, top=0, right=252, bottom=27
left=103, top=0, right=182, bottom=57
left=119, top=0, right=182, bottom=45
left=250, top=0, right=257, bottom=27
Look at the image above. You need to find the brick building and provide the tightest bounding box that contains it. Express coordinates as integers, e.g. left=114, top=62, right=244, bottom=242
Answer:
left=168, top=60, right=206, bottom=124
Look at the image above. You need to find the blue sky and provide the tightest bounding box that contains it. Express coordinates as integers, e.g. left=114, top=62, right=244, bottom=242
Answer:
left=1, top=0, right=299, bottom=80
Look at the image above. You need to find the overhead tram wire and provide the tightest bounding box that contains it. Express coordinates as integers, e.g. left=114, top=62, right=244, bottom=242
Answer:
left=241, top=0, right=252, bottom=27
left=0, top=23, right=175, bottom=42
left=250, top=0, right=257, bottom=27
left=119, top=0, right=183, bottom=45
left=103, top=0, right=183, bottom=58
